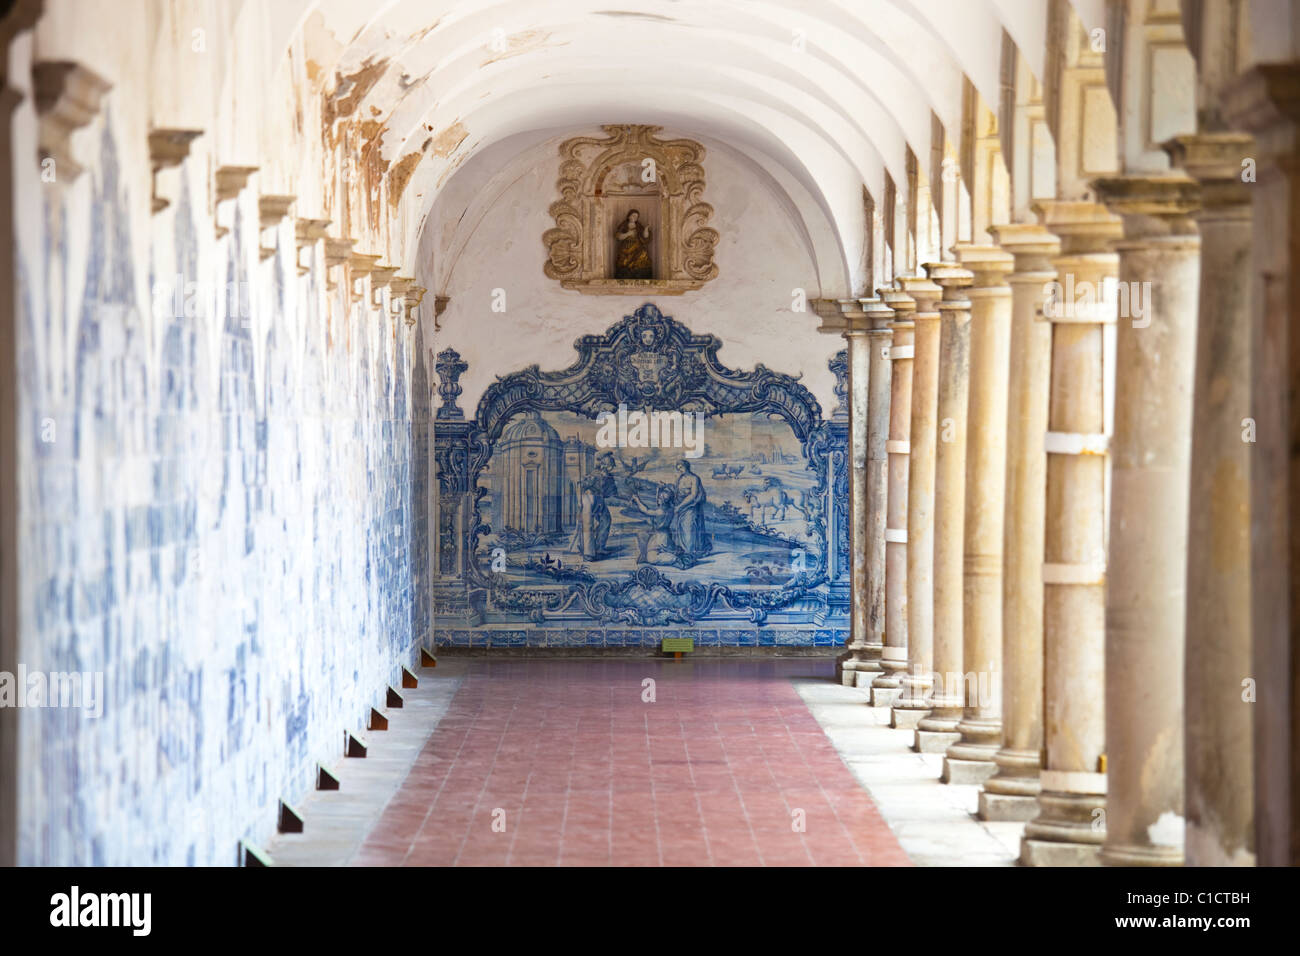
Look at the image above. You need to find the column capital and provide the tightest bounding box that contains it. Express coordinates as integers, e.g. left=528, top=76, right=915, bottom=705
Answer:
left=988, top=223, right=1061, bottom=278
left=879, top=288, right=916, bottom=327
left=987, top=222, right=1059, bottom=253
left=812, top=297, right=865, bottom=334
left=1091, top=174, right=1201, bottom=240
left=896, top=275, right=943, bottom=315
left=1032, top=200, right=1123, bottom=255
left=841, top=314, right=871, bottom=337
left=953, top=244, right=1014, bottom=289
left=1221, top=63, right=1300, bottom=165
left=860, top=297, right=895, bottom=332
left=1162, top=132, right=1255, bottom=212
left=923, top=261, right=974, bottom=297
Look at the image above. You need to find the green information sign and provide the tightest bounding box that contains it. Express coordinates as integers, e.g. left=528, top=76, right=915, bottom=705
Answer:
left=661, top=637, right=694, bottom=654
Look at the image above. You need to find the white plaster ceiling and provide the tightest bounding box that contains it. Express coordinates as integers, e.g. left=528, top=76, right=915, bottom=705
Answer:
left=254, top=0, right=1065, bottom=293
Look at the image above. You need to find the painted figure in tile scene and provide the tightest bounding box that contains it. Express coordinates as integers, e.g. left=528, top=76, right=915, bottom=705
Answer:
left=673, top=459, right=711, bottom=558
left=571, top=456, right=618, bottom=559
left=628, top=484, right=683, bottom=565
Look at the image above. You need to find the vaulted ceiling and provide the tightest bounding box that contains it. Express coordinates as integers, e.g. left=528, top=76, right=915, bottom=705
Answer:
left=252, top=1, right=1102, bottom=292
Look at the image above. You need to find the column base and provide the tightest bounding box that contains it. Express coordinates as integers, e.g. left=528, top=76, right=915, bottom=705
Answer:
left=916, top=707, right=961, bottom=734
left=890, top=706, right=929, bottom=729
left=871, top=685, right=902, bottom=708
left=1100, top=843, right=1185, bottom=867
left=950, top=716, right=1001, bottom=753
left=837, top=657, right=883, bottom=686
left=893, top=672, right=933, bottom=713
left=980, top=750, right=1042, bottom=820
left=1020, top=838, right=1102, bottom=866
left=871, top=660, right=906, bottom=689
left=946, top=736, right=1000, bottom=765
left=983, top=748, right=1041, bottom=789
left=978, top=791, right=1041, bottom=822
left=1020, top=788, right=1106, bottom=866
left=914, top=728, right=961, bottom=753
left=941, top=756, right=998, bottom=785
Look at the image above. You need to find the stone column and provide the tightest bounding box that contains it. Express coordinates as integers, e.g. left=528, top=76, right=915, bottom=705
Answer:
left=915, top=262, right=974, bottom=753
left=856, top=297, right=895, bottom=687
left=1222, top=65, right=1297, bottom=867
left=978, top=223, right=1059, bottom=821
left=1020, top=201, right=1121, bottom=866
left=891, top=275, right=944, bottom=729
left=873, top=289, right=917, bottom=707
left=1091, top=174, right=1201, bottom=867
left=1163, top=133, right=1255, bottom=867
left=836, top=301, right=883, bottom=686
left=943, top=245, right=1014, bottom=785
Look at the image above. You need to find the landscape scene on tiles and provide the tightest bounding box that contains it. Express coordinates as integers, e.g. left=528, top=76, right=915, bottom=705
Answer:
left=477, top=408, right=821, bottom=587
left=432, top=304, right=848, bottom=637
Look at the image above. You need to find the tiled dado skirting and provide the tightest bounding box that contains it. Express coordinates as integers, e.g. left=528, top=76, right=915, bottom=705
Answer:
left=433, top=628, right=849, bottom=651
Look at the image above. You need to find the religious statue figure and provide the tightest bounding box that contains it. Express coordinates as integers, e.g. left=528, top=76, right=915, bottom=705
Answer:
left=671, top=459, right=711, bottom=559
left=613, top=209, right=653, bottom=279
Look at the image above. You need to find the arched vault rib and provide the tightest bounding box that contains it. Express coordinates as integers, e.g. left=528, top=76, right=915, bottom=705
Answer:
left=400, top=93, right=862, bottom=293
left=270, top=0, right=1042, bottom=292
left=424, top=128, right=837, bottom=297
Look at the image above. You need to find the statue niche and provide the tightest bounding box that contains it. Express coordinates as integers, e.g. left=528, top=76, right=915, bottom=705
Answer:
left=543, top=125, right=719, bottom=295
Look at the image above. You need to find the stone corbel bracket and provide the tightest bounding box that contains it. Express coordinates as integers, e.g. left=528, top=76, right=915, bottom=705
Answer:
left=407, top=287, right=431, bottom=328
left=389, top=276, right=414, bottom=318
left=432, top=294, right=448, bottom=330
left=388, top=277, right=428, bottom=326
left=33, top=60, right=111, bottom=183
left=293, top=217, right=331, bottom=275
left=348, top=252, right=381, bottom=304
left=213, top=165, right=257, bottom=239
left=257, top=194, right=296, bottom=260
left=811, top=297, right=859, bottom=335
left=323, top=238, right=354, bottom=291
left=369, top=264, right=398, bottom=307
left=149, top=127, right=203, bottom=214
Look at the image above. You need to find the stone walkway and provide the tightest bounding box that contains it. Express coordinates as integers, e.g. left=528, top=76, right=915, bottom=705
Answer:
left=271, top=657, right=1022, bottom=866
left=792, top=677, right=1023, bottom=865
left=265, top=665, right=464, bottom=866
left=354, top=658, right=910, bottom=865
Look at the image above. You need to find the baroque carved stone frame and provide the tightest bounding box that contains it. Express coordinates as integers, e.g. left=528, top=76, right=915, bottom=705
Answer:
left=543, top=125, right=720, bottom=295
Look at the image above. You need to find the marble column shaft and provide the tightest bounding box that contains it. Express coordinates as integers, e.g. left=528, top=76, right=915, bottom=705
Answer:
left=944, top=245, right=1014, bottom=785
left=1166, top=132, right=1256, bottom=867
left=838, top=300, right=881, bottom=685
left=874, top=289, right=917, bottom=707
left=979, top=224, right=1059, bottom=821
left=1221, top=63, right=1299, bottom=867
left=915, top=262, right=974, bottom=752
left=892, top=275, right=944, bottom=727
left=1021, top=201, right=1121, bottom=867
left=860, top=298, right=895, bottom=686
left=1092, top=174, right=1201, bottom=867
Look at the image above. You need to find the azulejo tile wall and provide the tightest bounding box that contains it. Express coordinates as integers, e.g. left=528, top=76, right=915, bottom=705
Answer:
left=17, top=115, right=427, bottom=864
left=433, top=303, right=850, bottom=647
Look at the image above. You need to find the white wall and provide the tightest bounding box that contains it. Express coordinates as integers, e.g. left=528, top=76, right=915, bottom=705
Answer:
left=419, top=129, right=845, bottom=418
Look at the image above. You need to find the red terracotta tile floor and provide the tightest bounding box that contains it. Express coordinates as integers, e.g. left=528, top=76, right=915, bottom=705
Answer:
left=351, top=658, right=912, bottom=866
